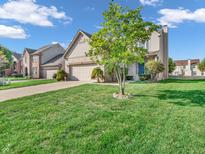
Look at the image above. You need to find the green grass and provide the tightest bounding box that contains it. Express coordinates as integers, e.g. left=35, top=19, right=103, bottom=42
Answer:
left=5, top=77, right=28, bottom=81
left=0, top=80, right=205, bottom=153
left=0, top=79, right=56, bottom=90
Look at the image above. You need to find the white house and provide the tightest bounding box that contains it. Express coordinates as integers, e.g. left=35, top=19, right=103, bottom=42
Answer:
left=172, top=59, right=204, bottom=77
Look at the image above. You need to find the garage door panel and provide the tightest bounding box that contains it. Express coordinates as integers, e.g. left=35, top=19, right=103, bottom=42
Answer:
left=70, top=64, right=97, bottom=81
left=46, top=70, right=58, bottom=79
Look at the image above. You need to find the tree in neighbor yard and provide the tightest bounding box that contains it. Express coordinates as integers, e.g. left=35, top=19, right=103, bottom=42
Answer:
left=198, top=59, right=205, bottom=73
left=168, top=57, right=176, bottom=74
left=88, top=1, right=159, bottom=97
left=0, top=45, right=12, bottom=73
left=145, top=60, right=164, bottom=81
left=0, top=51, right=8, bottom=71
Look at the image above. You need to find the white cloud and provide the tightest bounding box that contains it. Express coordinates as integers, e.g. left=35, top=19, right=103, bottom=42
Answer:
left=139, top=0, right=161, bottom=6
left=0, top=0, right=72, bottom=27
left=94, top=25, right=103, bottom=29
left=158, top=8, right=205, bottom=28
left=0, top=25, right=27, bottom=39
left=52, top=41, right=67, bottom=48
left=85, top=6, right=95, bottom=11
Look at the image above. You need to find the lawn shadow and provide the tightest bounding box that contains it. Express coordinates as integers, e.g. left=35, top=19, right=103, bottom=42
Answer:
left=129, top=79, right=205, bottom=85
left=158, top=90, right=205, bottom=107
left=159, top=79, right=205, bottom=84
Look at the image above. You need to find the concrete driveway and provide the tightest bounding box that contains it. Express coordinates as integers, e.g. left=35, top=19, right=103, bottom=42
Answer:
left=0, top=81, right=86, bottom=102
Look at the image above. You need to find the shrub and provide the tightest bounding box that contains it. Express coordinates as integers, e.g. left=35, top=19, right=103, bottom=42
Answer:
left=26, top=76, right=31, bottom=80
left=198, top=58, right=205, bottom=73
left=126, top=76, right=133, bottom=81
left=145, top=60, right=164, bottom=81
left=139, top=74, right=151, bottom=81
left=169, top=57, right=176, bottom=74
left=56, top=70, right=67, bottom=81
left=53, top=73, right=57, bottom=79
left=11, top=74, right=23, bottom=78
left=91, top=67, right=104, bottom=83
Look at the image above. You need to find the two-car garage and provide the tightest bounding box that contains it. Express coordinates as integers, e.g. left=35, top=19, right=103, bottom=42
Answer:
left=69, top=64, right=97, bottom=81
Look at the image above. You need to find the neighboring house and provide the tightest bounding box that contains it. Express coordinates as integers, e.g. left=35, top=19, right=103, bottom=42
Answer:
left=22, top=44, right=65, bottom=79
left=64, top=26, right=168, bottom=81
left=4, top=52, right=23, bottom=76
left=172, top=59, right=204, bottom=76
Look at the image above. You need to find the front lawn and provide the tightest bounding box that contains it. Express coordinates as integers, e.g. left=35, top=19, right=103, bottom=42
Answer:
left=0, top=79, right=56, bottom=90
left=5, top=76, right=28, bottom=81
left=0, top=80, right=205, bottom=153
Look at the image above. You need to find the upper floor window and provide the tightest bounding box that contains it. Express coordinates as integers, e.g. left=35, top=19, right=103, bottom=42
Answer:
left=137, top=41, right=148, bottom=49
left=25, top=56, right=27, bottom=63
left=32, top=56, right=38, bottom=63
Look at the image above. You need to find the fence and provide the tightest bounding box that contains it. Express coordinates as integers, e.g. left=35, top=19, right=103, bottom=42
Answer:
left=0, top=77, right=11, bottom=86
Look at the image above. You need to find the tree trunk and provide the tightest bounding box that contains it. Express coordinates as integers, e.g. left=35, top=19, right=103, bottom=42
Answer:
left=121, top=64, right=126, bottom=95
left=97, top=77, right=100, bottom=83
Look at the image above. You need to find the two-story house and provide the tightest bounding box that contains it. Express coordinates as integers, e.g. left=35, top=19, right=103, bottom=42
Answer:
left=64, top=26, right=168, bottom=81
left=4, top=52, right=23, bottom=76
left=23, top=43, right=65, bottom=79
left=172, top=59, right=204, bottom=76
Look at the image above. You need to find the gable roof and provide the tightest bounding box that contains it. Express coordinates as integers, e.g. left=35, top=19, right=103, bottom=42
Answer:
left=24, top=48, right=37, bottom=55
left=13, top=52, right=22, bottom=60
left=42, top=54, right=64, bottom=67
left=32, top=44, right=59, bottom=55
left=24, top=44, right=63, bottom=56
left=63, top=30, right=92, bottom=59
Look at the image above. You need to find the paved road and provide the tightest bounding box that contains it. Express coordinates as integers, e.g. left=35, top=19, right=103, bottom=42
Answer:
left=0, top=81, right=86, bottom=102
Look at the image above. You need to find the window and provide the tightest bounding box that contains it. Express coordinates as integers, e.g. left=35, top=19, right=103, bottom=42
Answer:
left=32, top=56, right=38, bottom=63
left=192, top=65, right=196, bottom=69
left=193, top=71, right=197, bottom=76
left=137, top=41, right=148, bottom=49
left=32, top=67, right=38, bottom=76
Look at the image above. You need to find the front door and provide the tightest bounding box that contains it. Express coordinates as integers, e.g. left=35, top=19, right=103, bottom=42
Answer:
left=32, top=67, right=38, bottom=78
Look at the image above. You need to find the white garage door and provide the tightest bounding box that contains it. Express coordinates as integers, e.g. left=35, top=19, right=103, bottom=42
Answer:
left=46, top=70, right=58, bottom=79
left=70, top=64, right=97, bottom=81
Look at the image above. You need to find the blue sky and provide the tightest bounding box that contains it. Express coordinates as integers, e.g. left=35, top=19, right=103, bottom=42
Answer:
left=0, top=0, right=204, bottom=60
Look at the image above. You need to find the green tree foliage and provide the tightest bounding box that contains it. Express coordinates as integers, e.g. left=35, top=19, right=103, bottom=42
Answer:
left=0, top=45, right=13, bottom=73
left=145, top=60, right=164, bottom=81
left=88, top=1, right=158, bottom=95
left=168, top=57, right=176, bottom=74
left=198, top=59, right=205, bottom=72
left=91, top=67, right=104, bottom=83
left=56, top=70, right=67, bottom=81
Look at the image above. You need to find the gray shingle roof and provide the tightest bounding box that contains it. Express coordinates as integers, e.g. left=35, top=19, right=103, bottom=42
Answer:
left=25, top=48, right=37, bottom=54
left=13, top=52, right=22, bottom=60
left=32, top=44, right=57, bottom=55
left=42, top=54, right=64, bottom=67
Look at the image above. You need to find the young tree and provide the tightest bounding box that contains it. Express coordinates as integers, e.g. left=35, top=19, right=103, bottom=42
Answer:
left=0, top=45, right=12, bottom=74
left=198, top=59, right=205, bottom=73
left=0, top=51, right=9, bottom=70
left=91, top=67, right=104, bottom=83
left=88, top=1, right=158, bottom=97
left=168, top=57, right=176, bottom=74
left=145, top=60, right=164, bottom=81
